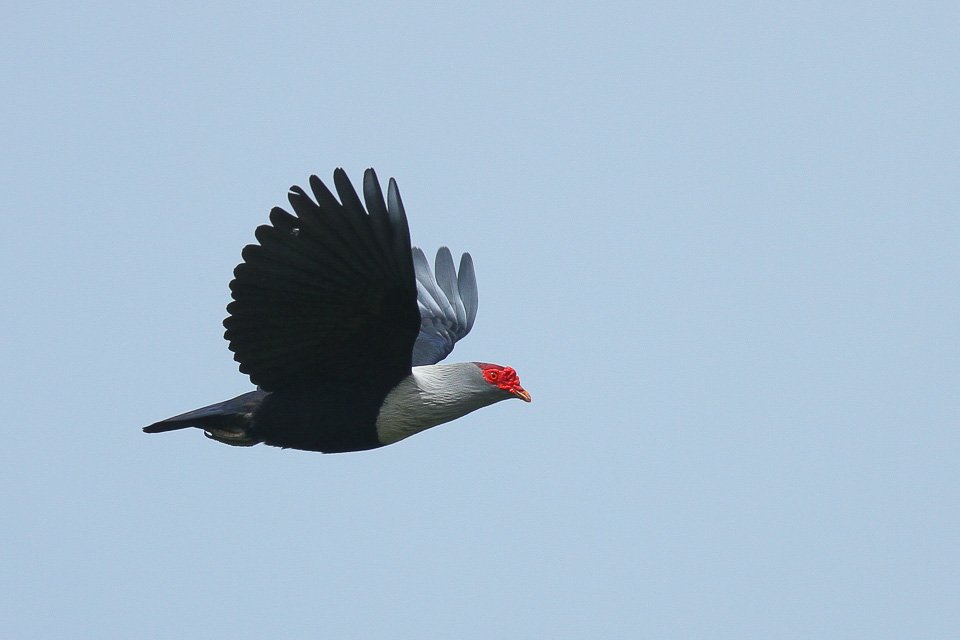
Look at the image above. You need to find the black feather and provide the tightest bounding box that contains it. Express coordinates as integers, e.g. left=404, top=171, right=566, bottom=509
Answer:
left=224, top=169, right=420, bottom=393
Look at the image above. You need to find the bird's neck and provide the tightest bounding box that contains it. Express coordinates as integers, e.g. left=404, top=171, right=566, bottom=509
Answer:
left=375, top=363, right=497, bottom=446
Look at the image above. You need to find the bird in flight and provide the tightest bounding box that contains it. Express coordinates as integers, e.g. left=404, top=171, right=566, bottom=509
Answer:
left=143, top=169, right=530, bottom=453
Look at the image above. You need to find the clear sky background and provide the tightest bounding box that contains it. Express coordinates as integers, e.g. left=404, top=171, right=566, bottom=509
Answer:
left=2, top=2, right=957, bottom=638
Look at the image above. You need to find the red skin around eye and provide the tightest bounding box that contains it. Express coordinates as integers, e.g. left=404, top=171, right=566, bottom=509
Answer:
left=482, top=366, right=522, bottom=392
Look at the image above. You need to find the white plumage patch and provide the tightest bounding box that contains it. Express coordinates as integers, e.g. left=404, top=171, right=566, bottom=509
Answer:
left=375, top=363, right=505, bottom=445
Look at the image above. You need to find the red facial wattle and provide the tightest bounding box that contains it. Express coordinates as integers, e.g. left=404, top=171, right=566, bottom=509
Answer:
left=482, top=366, right=532, bottom=402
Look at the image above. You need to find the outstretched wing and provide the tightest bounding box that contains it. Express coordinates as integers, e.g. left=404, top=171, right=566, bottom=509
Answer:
left=411, top=247, right=479, bottom=366
left=223, top=168, right=420, bottom=392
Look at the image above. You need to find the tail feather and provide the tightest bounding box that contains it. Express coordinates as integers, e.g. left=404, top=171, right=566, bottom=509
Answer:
left=143, top=420, right=193, bottom=434
left=142, top=390, right=268, bottom=440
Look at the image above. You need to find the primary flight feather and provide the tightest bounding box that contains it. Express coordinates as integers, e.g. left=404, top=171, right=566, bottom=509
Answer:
left=143, top=169, right=530, bottom=453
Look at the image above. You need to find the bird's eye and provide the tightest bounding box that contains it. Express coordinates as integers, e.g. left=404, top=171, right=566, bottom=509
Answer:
left=489, top=371, right=499, bottom=380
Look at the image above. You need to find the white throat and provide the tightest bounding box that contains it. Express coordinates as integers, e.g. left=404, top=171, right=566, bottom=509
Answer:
left=375, top=364, right=500, bottom=446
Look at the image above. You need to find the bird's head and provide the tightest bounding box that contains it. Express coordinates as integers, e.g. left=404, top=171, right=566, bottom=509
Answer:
left=473, top=363, right=532, bottom=403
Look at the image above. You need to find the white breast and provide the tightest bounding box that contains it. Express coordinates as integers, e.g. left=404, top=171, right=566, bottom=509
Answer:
left=375, top=364, right=500, bottom=445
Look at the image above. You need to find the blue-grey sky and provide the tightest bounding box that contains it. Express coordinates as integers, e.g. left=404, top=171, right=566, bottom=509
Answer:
left=3, top=2, right=957, bottom=638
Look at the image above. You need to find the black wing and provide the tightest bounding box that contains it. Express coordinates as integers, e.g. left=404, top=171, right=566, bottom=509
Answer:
left=223, top=168, right=419, bottom=392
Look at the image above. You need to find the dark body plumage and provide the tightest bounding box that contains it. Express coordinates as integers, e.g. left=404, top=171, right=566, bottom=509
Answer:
left=252, top=382, right=392, bottom=452
left=143, top=384, right=390, bottom=453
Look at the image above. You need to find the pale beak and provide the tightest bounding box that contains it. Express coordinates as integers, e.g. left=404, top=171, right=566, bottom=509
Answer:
left=512, top=387, right=532, bottom=403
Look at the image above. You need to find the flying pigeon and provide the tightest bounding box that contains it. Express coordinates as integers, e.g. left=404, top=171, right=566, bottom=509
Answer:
left=143, top=169, right=530, bottom=453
